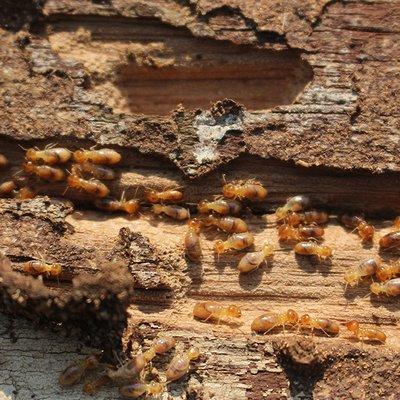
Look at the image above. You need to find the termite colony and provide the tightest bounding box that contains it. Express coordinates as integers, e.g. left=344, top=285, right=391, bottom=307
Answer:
left=2, top=145, right=400, bottom=398
left=58, top=336, right=200, bottom=398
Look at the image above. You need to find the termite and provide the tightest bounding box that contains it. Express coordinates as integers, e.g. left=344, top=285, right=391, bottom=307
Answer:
left=23, top=260, right=62, bottom=278
left=214, top=232, right=254, bottom=254
left=146, top=189, right=183, bottom=203
left=283, top=210, right=329, bottom=227
left=278, top=224, right=324, bottom=242
left=203, top=215, right=248, bottom=233
left=393, top=216, right=400, bottom=229
left=15, top=186, right=36, bottom=200
left=345, top=320, right=386, bottom=343
left=379, top=231, right=400, bottom=250
left=344, top=258, right=380, bottom=288
left=370, top=278, right=400, bottom=296
left=165, top=347, right=200, bottom=382
left=73, top=148, right=121, bottom=165
left=82, top=374, right=111, bottom=395
left=25, top=147, right=72, bottom=165
left=67, top=175, right=110, bottom=198
left=275, top=195, right=311, bottom=221
left=375, top=261, right=400, bottom=281
left=59, top=354, right=100, bottom=387
left=339, top=214, right=374, bottom=242
left=294, top=241, right=333, bottom=260
left=0, top=181, right=17, bottom=197
left=197, top=199, right=242, bottom=215
left=193, top=301, right=241, bottom=323
left=152, top=336, right=176, bottom=354
left=184, top=218, right=202, bottom=261
left=152, top=204, right=189, bottom=220
left=107, top=349, right=156, bottom=382
left=251, top=309, right=299, bottom=334
left=23, top=161, right=66, bottom=181
left=71, top=162, right=115, bottom=180
left=222, top=180, right=267, bottom=201
left=0, top=153, right=8, bottom=168
left=298, top=314, right=340, bottom=336
left=119, top=382, right=164, bottom=399
left=95, top=197, right=140, bottom=215
left=237, top=243, right=274, bottom=273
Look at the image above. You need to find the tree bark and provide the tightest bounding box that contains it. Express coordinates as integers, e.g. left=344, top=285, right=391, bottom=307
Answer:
left=0, top=1, right=400, bottom=399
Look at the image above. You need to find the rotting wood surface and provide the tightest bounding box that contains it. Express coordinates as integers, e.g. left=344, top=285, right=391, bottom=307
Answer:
left=0, top=1, right=400, bottom=399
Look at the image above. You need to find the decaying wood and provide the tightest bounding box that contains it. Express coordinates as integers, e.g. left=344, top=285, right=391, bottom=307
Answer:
left=0, top=1, right=400, bottom=399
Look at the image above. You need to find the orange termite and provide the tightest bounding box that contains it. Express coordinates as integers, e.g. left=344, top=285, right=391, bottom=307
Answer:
left=197, top=199, right=242, bottom=215
left=67, top=175, right=110, bottom=198
left=165, top=347, right=200, bottom=382
left=251, top=309, right=299, bottom=334
left=339, top=214, right=374, bottom=242
left=237, top=243, right=274, bottom=273
left=0, top=153, right=8, bottom=168
left=26, top=147, right=72, bottom=165
left=193, top=301, right=241, bottom=323
left=345, top=320, right=386, bottom=343
left=94, top=197, right=140, bottom=215
left=203, top=215, right=248, bottom=233
left=298, top=314, right=340, bottom=336
left=71, top=162, right=115, bottom=180
left=146, top=189, right=183, bottom=203
left=23, top=260, right=62, bottom=278
left=370, top=278, right=400, bottom=296
left=379, top=231, right=400, bottom=250
left=278, top=224, right=324, bottom=242
left=23, top=161, right=66, bottom=181
left=59, top=354, right=100, bottom=387
left=214, top=232, right=254, bottom=254
left=283, top=210, right=329, bottom=227
left=184, top=218, right=202, bottom=261
left=152, top=204, right=189, bottom=220
left=294, top=241, right=332, bottom=260
left=344, top=258, right=380, bottom=288
left=119, top=382, right=164, bottom=399
left=73, top=148, right=121, bottom=165
left=15, top=186, right=36, bottom=200
left=107, top=349, right=156, bottom=382
left=0, top=181, right=17, bottom=197
left=222, top=180, right=267, bottom=201
left=275, top=195, right=311, bottom=221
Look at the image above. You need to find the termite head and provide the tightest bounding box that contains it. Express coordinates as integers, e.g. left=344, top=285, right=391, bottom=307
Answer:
left=147, top=382, right=164, bottom=395
left=202, top=215, right=215, bottom=227
left=84, top=354, right=101, bottom=369
left=146, top=189, right=159, bottom=203
left=227, top=305, right=241, bottom=318
left=370, top=282, right=383, bottom=295
left=188, top=218, right=202, bottom=232
left=152, top=204, right=163, bottom=214
left=275, top=206, right=288, bottom=221
left=124, top=199, right=140, bottom=214
left=187, top=346, right=200, bottom=360
left=345, top=320, right=359, bottom=332
left=197, top=200, right=209, bottom=213
left=375, top=264, right=389, bottom=281
left=261, top=243, right=274, bottom=258
left=299, top=314, right=311, bottom=326
left=319, top=246, right=333, bottom=259
left=214, top=240, right=225, bottom=254
left=50, top=263, right=62, bottom=277
left=23, top=161, right=35, bottom=173
left=222, top=183, right=236, bottom=198
left=25, top=148, right=37, bottom=161
left=286, top=309, right=299, bottom=324
left=73, top=150, right=86, bottom=163
left=344, top=271, right=359, bottom=286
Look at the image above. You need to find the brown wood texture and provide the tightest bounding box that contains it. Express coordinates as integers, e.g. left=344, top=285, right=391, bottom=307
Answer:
left=0, top=1, right=400, bottom=399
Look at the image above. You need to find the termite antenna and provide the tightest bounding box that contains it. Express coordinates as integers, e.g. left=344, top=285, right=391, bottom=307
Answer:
left=18, top=143, right=29, bottom=152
